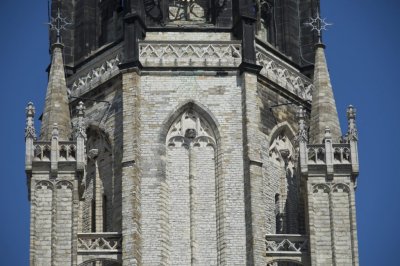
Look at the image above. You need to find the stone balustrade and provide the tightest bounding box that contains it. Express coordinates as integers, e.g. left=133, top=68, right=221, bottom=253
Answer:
left=256, top=45, right=314, bottom=102
left=33, top=141, right=77, bottom=162
left=307, top=144, right=326, bottom=164
left=139, top=41, right=242, bottom=67
left=77, top=232, right=122, bottom=265
left=265, top=234, right=309, bottom=265
left=332, top=144, right=352, bottom=164
left=68, top=53, right=121, bottom=97
left=307, top=143, right=352, bottom=165
left=77, top=232, right=122, bottom=254
left=33, top=141, right=51, bottom=162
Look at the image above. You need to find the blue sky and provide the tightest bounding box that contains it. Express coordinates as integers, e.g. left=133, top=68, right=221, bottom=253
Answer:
left=0, top=0, right=399, bottom=265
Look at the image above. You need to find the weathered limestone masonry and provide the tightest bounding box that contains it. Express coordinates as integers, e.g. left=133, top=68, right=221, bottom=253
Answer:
left=26, top=42, right=85, bottom=266
left=26, top=1, right=360, bottom=265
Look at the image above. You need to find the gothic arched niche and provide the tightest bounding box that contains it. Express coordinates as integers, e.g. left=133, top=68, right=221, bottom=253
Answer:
left=81, top=126, right=117, bottom=233
left=268, top=127, right=300, bottom=234
left=165, top=108, right=219, bottom=265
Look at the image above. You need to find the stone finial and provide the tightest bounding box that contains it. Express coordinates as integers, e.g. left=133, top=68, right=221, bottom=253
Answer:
left=25, top=102, right=36, bottom=140
left=324, top=126, right=332, bottom=140
left=26, top=102, right=35, bottom=118
left=77, top=101, right=85, bottom=117
left=52, top=123, right=59, bottom=139
left=296, top=106, right=308, bottom=143
left=347, top=105, right=356, bottom=120
left=88, top=149, right=99, bottom=160
left=74, top=101, right=87, bottom=140
left=347, top=105, right=358, bottom=141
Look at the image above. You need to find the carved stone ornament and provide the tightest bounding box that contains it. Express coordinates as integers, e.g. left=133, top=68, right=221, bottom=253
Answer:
left=269, top=133, right=295, bottom=175
left=74, top=101, right=87, bottom=140
left=25, top=102, right=37, bottom=139
left=256, top=48, right=314, bottom=101
left=346, top=105, right=358, bottom=141
left=266, top=237, right=308, bottom=253
left=312, top=183, right=350, bottom=194
left=56, top=180, right=74, bottom=190
left=295, top=106, right=308, bottom=143
left=139, top=42, right=242, bottom=67
left=87, top=149, right=99, bottom=160
left=52, top=123, right=59, bottom=139
left=144, top=0, right=163, bottom=23
left=167, top=109, right=216, bottom=148
left=69, top=54, right=121, bottom=96
left=35, top=180, right=54, bottom=190
left=77, top=233, right=122, bottom=252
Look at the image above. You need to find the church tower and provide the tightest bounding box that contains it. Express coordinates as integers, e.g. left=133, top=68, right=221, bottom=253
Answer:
left=25, top=1, right=360, bottom=265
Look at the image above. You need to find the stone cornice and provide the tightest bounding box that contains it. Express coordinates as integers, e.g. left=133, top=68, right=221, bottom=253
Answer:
left=256, top=45, right=314, bottom=102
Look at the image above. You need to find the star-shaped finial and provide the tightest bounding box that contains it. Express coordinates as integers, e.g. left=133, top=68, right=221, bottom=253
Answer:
left=305, top=12, right=332, bottom=41
left=47, top=9, right=71, bottom=44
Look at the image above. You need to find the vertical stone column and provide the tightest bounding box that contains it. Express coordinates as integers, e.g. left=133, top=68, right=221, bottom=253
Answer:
left=121, top=70, right=142, bottom=265
left=241, top=72, right=266, bottom=266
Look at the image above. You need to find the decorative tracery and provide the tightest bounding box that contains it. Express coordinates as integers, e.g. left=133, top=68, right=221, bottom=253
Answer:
left=269, top=132, right=295, bottom=176
left=167, top=110, right=216, bottom=148
left=269, top=129, right=299, bottom=234
left=165, top=108, right=219, bottom=264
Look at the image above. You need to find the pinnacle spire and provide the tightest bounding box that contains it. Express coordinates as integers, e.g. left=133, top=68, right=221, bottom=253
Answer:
left=309, top=43, right=342, bottom=143
left=40, top=44, right=72, bottom=141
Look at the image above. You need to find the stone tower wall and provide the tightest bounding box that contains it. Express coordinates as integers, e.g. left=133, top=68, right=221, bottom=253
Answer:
left=30, top=174, right=77, bottom=265
left=26, top=1, right=361, bottom=265
left=137, top=72, right=247, bottom=265
left=307, top=176, right=358, bottom=266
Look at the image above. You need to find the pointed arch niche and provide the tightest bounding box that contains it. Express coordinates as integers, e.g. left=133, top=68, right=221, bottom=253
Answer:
left=268, top=123, right=302, bottom=235
left=80, top=125, right=119, bottom=233
left=164, top=104, right=222, bottom=265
